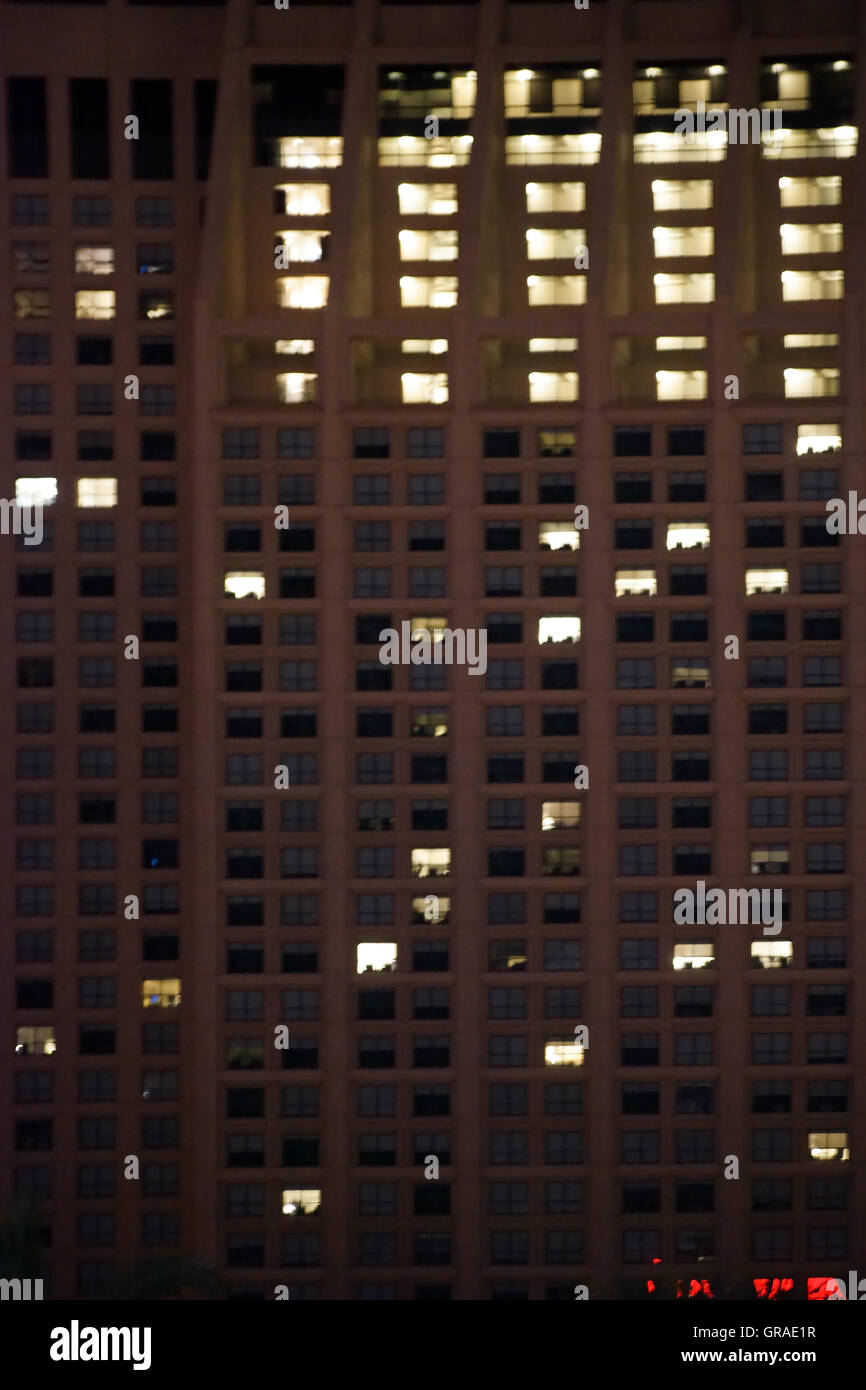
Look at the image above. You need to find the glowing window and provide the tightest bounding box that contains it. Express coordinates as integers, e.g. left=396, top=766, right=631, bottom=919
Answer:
left=398, top=229, right=458, bottom=262
left=402, top=339, right=448, bottom=355
left=654, top=272, right=715, bottom=304
left=277, top=137, right=343, bottom=169
left=615, top=569, right=657, bottom=597
left=750, top=845, right=790, bottom=874
left=797, top=424, right=841, bottom=455
left=538, top=522, right=579, bottom=552
left=783, top=333, right=838, bottom=348
left=634, top=132, right=726, bottom=164
left=397, top=183, right=458, bottom=216
left=411, top=708, right=448, bottom=737
left=656, top=336, right=707, bottom=351
left=506, top=133, right=601, bottom=166
left=357, top=943, right=397, bottom=974
left=538, top=616, right=580, bottom=645
left=746, top=568, right=788, bottom=596
left=656, top=370, right=707, bottom=401
left=529, top=338, right=578, bottom=353
left=409, top=616, right=447, bottom=638
left=379, top=136, right=472, bottom=168
left=808, top=1131, right=849, bottom=1161
left=651, top=179, right=713, bottom=211
left=751, top=941, right=793, bottom=969
left=783, top=269, right=845, bottom=303
left=15, top=1025, right=56, bottom=1055
left=275, top=184, right=330, bottom=216
left=667, top=521, right=710, bottom=550
left=401, top=372, right=449, bottom=404
left=783, top=367, right=839, bottom=399
left=15, top=477, right=57, bottom=508
left=277, top=373, right=317, bottom=404
left=412, top=895, right=450, bottom=923
left=276, top=339, right=315, bottom=355
left=74, top=246, right=114, bottom=275
left=542, top=801, right=581, bottom=830
left=411, top=847, right=451, bottom=879
left=400, top=276, right=457, bottom=309
left=780, top=222, right=842, bottom=255
left=74, top=290, right=115, bottom=320
left=142, top=978, right=181, bottom=1008
left=672, top=943, right=714, bottom=970
left=282, top=1188, right=322, bottom=1215
left=527, top=276, right=586, bottom=307
left=778, top=175, right=841, bottom=207
left=762, top=127, right=856, bottom=159
left=525, top=182, right=585, bottom=214
left=14, top=289, right=51, bottom=319
left=529, top=371, right=578, bottom=402
left=544, top=1038, right=585, bottom=1066
left=76, top=478, right=117, bottom=508
left=276, top=230, right=329, bottom=263
left=526, top=228, right=586, bottom=260
left=225, top=572, right=266, bottom=600
left=653, top=226, right=714, bottom=258
left=277, top=277, right=329, bottom=310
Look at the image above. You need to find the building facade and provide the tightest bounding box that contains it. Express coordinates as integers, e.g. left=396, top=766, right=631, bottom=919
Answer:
left=2, top=0, right=865, bottom=1300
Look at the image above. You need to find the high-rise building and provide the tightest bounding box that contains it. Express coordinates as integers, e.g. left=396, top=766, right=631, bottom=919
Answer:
left=2, top=0, right=864, bottom=1302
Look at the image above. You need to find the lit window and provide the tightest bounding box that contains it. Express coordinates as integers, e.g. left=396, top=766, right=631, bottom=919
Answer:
left=275, top=339, right=315, bottom=355
left=783, top=367, right=839, bottom=399
left=412, top=895, right=450, bottom=922
left=529, top=338, right=578, bottom=353
left=667, top=522, right=710, bottom=550
left=651, top=179, right=713, bottom=211
left=397, top=183, right=458, bottom=216
left=357, top=943, right=397, bottom=974
left=783, top=333, right=838, bottom=348
left=142, top=978, right=181, bottom=1008
left=762, top=127, right=857, bottom=160
left=526, top=228, right=586, bottom=260
left=634, top=132, right=726, bottom=164
left=402, top=340, right=448, bottom=355
left=275, top=184, right=331, bottom=216
left=14, top=290, right=51, bottom=319
left=74, top=246, right=114, bottom=275
left=282, top=1188, right=322, bottom=1215
left=401, top=373, right=448, bottom=404
left=672, top=943, right=714, bottom=970
left=506, top=133, right=601, bottom=166
left=400, top=277, right=457, bottom=309
left=15, top=1025, right=56, bottom=1056
left=76, top=478, right=118, bottom=508
left=398, top=229, right=458, bottom=262
left=654, top=273, right=714, bottom=304
left=780, top=223, right=843, bottom=256
left=778, top=175, right=841, bottom=207
left=746, top=568, right=788, bottom=596
left=615, top=569, right=657, bottom=597
left=411, top=848, right=451, bottom=879
left=276, top=230, right=329, bottom=263
left=411, top=708, right=448, bottom=737
left=277, top=277, right=329, bottom=309
left=653, top=226, right=713, bottom=258
left=538, top=616, right=580, bottom=645
left=527, top=276, right=586, bottom=307
left=541, top=801, right=581, bottom=830
left=797, top=424, right=841, bottom=455
left=808, top=1132, right=850, bottom=1161
left=15, top=477, right=57, bottom=508
left=529, top=372, right=578, bottom=402
left=378, top=136, right=472, bottom=168
left=544, top=1038, right=585, bottom=1067
left=751, top=941, right=793, bottom=969
left=277, top=137, right=343, bottom=169
left=656, top=336, right=707, bottom=351
left=538, top=521, right=579, bottom=552
left=277, top=373, right=317, bottom=404
left=409, top=616, right=447, bottom=638
left=504, top=69, right=589, bottom=119
left=525, top=182, right=585, bottom=214
left=656, top=370, right=707, bottom=401
left=74, top=290, right=115, bottom=320
left=225, top=572, right=266, bottom=600
left=750, top=846, right=790, bottom=875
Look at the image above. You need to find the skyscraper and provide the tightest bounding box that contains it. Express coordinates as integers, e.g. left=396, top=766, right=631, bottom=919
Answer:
left=2, top=0, right=864, bottom=1302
